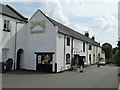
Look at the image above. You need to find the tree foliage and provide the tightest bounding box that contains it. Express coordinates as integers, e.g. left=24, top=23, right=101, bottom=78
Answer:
left=112, top=47, right=118, bottom=55
left=102, top=43, right=112, bottom=59
left=113, top=41, right=120, bottom=66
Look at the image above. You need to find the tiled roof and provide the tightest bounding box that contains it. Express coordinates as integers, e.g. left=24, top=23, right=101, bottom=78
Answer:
left=0, top=4, right=28, bottom=22
left=48, top=17, right=100, bottom=47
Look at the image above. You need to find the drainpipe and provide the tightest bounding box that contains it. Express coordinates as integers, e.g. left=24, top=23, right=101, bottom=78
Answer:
left=71, top=37, right=73, bottom=69
left=63, top=35, right=66, bottom=70
left=13, top=20, right=17, bottom=71
left=86, top=43, right=89, bottom=66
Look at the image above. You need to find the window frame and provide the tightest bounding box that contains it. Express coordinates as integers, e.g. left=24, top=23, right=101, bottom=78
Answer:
left=66, top=53, right=70, bottom=64
left=3, top=20, right=10, bottom=32
left=89, top=44, right=92, bottom=50
left=67, top=37, right=70, bottom=46
left=83, top=42, right=85, bottom=52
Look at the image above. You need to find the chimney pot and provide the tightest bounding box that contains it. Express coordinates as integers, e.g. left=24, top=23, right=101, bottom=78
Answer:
left=92, top=36, right=95, bottom=41
left=85, top=31, right=89, bottom=37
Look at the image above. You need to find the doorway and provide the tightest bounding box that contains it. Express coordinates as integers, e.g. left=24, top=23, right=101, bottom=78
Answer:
left=74, top=55, right=79, bottom=65
left=35, top=52, right=54, bottom=72
left=16, top=49, right=24, bottom=70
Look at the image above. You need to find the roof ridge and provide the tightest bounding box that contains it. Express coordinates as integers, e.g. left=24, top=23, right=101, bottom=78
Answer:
left=6, top=4, right=28, bottom=21
left=47, top=16, right=100, bottom=46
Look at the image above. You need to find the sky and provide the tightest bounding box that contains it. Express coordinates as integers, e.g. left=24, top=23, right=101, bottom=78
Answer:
left=1, top=0, right=119, bottom=48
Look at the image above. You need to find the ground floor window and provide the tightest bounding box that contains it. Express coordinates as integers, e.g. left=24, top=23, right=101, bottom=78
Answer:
left=66, top=53, right=70, bottom=64
left=37, top=53, right=52, bottom=64
left=35, top=52, right=54, bottom=72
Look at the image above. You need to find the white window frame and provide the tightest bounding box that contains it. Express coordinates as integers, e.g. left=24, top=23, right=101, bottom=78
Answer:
left=3, top=20, right=10, bottom=32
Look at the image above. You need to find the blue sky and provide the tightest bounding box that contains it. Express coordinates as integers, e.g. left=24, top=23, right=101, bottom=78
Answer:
left=2, top=0, right=118, bottom=47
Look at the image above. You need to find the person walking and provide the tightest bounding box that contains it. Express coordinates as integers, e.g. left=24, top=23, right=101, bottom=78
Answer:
left=79, top=57, right=84, bottom=73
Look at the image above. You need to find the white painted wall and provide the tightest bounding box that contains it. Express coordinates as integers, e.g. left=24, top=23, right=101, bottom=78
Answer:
left=1, top=15, right=27, bottom=70
left=84, top=42, right=88, bottom=65
left=56, top=33, right=65, bottom=72
left=16, top=23, right=27, bottom=69
left=85, top=43, right=94, bottom=65
left=25, top=10, right=57, bottom=70
left=101, top=50, right=105, bottom=59
left=2, top=16, right=16, bottom=60
left=0, top=14, right=2, bottom=62
left=65, top=36, right=72, bottom=70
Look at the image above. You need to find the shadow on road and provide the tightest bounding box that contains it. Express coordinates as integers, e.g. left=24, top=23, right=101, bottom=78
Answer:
left=2, top=69, right=57, bottom=75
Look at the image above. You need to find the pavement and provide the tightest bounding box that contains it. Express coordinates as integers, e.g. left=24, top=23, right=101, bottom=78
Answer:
left=2, top=64, right=118, bottom=88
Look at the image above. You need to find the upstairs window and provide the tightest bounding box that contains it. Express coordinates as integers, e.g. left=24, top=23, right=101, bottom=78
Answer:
left=3, top=20, right=10, bottom=32
left=67, top=37, right=70, bottom=46
left=89, top=45, right=92, bottom=50
left=83, top=42, right=85, bottom=52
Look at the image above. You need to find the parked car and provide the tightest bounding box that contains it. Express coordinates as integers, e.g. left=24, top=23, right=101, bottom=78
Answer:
left=98, top=60, right=106, bottom=66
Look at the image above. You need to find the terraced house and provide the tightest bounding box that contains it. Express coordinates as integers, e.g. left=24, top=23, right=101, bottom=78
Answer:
left=1, top=4, right=105, bottom=73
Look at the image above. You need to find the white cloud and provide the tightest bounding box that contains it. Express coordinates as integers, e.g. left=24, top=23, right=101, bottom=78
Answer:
left=62, top=2, right=117, bottom=18
left=95, top=14, right=118, bottom=32
left=74, top=24, right=95, bottom=37
left=1, top=0, right=119, bottom=2
left=75, top=24, right=88, bottom=32
left=44, top=0, right=70, bottom=25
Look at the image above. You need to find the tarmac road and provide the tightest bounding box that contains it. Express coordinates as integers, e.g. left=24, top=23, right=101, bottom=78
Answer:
left=2, top=64, right=118, bottom=88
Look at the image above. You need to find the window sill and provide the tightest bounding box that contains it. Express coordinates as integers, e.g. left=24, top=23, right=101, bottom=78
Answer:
left=66, top=63, right=70, bottom=65
left=3, top=29, right=10, bottom=32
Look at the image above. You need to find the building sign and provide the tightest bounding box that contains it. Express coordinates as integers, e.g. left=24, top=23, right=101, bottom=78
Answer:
left=30, top=20, right=46, bottom=34
left=74, top=41, right=80, bottom=50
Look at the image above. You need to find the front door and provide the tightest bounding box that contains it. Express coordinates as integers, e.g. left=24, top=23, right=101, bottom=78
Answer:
left=36, top=53, right=53, bottom=72
left=74, top=55, right=79, bottom=66
left=17, top=49, right=24, bottom=70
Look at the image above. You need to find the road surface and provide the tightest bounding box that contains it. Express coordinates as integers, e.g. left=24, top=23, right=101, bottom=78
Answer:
left=2, top=64, right=118, bottom=88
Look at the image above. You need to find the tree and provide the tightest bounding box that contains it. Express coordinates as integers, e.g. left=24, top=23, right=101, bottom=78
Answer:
left=117, top=41, right=120, bottom=66
left=112, top=41, right=120, bottom=66
left=112, top=47, right=118, bottom=55
left=102, top=43, right=112, bottom=59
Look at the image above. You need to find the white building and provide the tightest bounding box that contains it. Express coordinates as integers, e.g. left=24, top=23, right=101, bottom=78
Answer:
left=1, top=4, right=105, bottom=73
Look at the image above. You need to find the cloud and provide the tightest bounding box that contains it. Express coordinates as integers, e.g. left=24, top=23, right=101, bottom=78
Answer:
left=74, top=24, right=95, bottom=37
left=75, top=24, right=88, bottom=32
left=44, top=0, right=70, bottom=25
left=95, top=14, right=118, bottom=32
left=1, top=0, right=119, bottom=2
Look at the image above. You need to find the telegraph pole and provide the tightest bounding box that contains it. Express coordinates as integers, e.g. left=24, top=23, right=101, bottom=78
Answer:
left=117, top=41, right=120, bottom=66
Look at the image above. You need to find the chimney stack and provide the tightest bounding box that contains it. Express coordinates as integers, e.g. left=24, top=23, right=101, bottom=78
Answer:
left=92, top=36, right=95, bottom=41
left=85, top=31, right=89, bottom=37
left=98, top=42, right=100, bottom=45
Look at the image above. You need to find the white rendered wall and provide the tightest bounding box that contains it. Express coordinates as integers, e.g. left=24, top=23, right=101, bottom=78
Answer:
left=56, top=33, right=65, bottom=72
left=64, top=36, right=72, bottom=70
left=16, top=23, right=27, bottom=69
left=2, top=15, right=27, bottom=70
left=0, top=14, right=2, bottom=62
left=25, top=10, right=57, bottom=70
